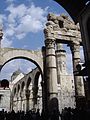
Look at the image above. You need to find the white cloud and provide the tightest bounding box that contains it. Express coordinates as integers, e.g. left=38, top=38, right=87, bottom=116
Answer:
left=6, top=4, right=27, bottom=24
left=5, top=3, right=47, bottom=40
left=16, top=33, right=26, bottom=40
left=0, top=14, right=6, bottom=27
left=0, top=2, right=48, bottom=47
left=5, top=28, right=15, bottom=36
left=1, top=36, right=13, bottom=47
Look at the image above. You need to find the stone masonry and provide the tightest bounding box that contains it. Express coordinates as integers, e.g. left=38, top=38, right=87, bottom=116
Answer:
left=0, top=13, right=86, bottom=112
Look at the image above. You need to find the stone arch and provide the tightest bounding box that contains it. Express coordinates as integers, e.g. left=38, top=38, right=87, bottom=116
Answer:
left=0, top=48, right=43, bottom=75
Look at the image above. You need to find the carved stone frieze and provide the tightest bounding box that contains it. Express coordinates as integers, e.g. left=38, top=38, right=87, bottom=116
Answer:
left=47, top=13, right=80, bottom=31
left=44, top=13, right=82, bottom=45
left=44, top=21, right=57, bottom=40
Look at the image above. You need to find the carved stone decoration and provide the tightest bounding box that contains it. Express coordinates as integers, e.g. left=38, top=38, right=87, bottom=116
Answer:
left=45, top=39, right=55, bottom=48
left=47, top=13, right=80, bottom=31
left=47, top=13, right=61, bottom=30
left=44, top=21, right=55, bottom=40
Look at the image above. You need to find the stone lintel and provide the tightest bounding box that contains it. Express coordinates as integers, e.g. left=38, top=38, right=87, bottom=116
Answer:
left=54, top=30, right=81, bottom=38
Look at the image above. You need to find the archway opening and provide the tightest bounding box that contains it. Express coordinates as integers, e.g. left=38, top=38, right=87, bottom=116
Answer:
left=0, top=58, right=43, bottom=112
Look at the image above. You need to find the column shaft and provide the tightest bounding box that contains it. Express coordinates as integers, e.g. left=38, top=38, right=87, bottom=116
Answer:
left=25, top=89, right=30, bottom=111
left=70, top=43, right=85, bottom=107
left=45, top=39, right=58, bottom=113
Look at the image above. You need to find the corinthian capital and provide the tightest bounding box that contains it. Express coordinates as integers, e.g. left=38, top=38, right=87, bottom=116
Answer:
left=45, top=39, right=55, bottom=48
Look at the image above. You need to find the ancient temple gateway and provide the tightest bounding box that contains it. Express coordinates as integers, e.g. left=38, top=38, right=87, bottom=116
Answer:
left=0, top=13, right=85, bottom=113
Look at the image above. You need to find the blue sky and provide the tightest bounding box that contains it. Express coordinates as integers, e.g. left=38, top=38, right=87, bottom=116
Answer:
left=0, top=0, right=68, bottom=49
left=0, top=0, right=84, bottom=80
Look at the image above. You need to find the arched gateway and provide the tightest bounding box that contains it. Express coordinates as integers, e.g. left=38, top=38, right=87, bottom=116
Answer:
left=0, top=48, right=43, bottom=73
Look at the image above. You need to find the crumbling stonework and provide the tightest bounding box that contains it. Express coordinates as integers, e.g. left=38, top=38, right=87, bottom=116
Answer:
left=44, top=13, right=85, bottom=110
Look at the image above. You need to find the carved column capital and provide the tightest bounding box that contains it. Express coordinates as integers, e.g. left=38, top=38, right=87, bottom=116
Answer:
left=45, top=39, right=55, bottom=48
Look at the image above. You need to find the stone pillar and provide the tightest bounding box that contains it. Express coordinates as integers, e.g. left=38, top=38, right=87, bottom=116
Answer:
left=45, top=38, right=58, bottom=113
left=42, top=46, right=48, bottom=112
left=56, top=43, right=67, bottom=84
left=20, top=92, right=22, bottom=111
left=10, top=93, right=13, bottom=111
left=44, top=20, right=59, bottom=116
left=32, top=86, right=38, bottom=109
left=70, top=42, right=85, bottom=107
left=25, top=89, right=30, bottom=111
left=16, top=96, right=19, bottom=112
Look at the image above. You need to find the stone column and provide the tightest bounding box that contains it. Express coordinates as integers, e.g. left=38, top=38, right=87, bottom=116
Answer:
left=70, top=42, right=85, bottom=107
left=10, top=93, right=13, bottom=111
left=16, top=96, right=19, bottom=112
left=44, top=20, right=59, bottom=115
left=41, top=46, right=47, bottom=112
left=45, top=38, right=58, bottom=113
left=25, top=89, right=30, bottom=111
left=32, top=86, right=38, bottom=109
left=20, top=92, right=22, bottom=111
left=56, top=43, right=67, bottom=84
